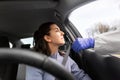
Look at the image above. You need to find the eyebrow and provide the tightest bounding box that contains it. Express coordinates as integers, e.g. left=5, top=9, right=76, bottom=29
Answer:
left=53, top=27, right=60, bottom=30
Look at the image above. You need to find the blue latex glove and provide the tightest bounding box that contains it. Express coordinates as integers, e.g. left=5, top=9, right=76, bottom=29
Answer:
left=72, top=38, right=95, bottom=53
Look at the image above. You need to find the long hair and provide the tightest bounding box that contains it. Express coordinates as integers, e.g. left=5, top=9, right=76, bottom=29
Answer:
left=33, top=22, right=56, bottom=56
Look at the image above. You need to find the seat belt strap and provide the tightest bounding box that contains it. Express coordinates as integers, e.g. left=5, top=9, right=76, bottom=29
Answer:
left=55, top=45, right=71, bottom=80
left=62, top=45, right=71, bottom=66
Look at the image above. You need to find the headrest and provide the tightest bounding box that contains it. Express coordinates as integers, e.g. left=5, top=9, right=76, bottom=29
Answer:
left=0, top=36, right=9, bottom=47
left=21, top=44, right=30, bottom=49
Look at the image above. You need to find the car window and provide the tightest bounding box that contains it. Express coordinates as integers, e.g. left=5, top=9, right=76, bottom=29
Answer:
left=69, top=0, right=120, bottom=38
left=20, top=37, right=33, bottom=48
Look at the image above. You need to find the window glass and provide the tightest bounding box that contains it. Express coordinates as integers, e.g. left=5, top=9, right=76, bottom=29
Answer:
left=69, top=0, right=120, bottom=38
left=20, top=37, right=33, bottom=48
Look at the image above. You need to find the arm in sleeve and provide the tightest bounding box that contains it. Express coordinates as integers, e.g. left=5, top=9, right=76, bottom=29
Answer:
left=72, top=38, right=95, bottom=53
left=94, top=30, right=120, bottom=54
left=70, top=58, right=92, bottom=80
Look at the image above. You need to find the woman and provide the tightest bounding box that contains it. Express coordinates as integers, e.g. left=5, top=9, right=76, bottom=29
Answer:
left=26, top=22, right=92, bottom=80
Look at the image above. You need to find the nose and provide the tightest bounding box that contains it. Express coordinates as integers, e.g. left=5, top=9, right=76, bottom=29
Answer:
left=61, top=31, right=64, bottom=35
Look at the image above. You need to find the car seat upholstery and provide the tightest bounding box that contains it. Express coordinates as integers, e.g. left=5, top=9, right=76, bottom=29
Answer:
left=105, top=55, right=120, bottom=80
left=82, top=50, right=111, bottom=80
left=16, top=64, right=26, bottom=80
left=16, top=44, right=31, bottom=80
left=0, top=36, right=18, bottom=80
left=21, top=44, right=30, bottom=49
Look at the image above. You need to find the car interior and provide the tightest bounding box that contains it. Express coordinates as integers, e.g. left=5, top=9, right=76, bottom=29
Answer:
left=0, top=0, right=120, bottom=80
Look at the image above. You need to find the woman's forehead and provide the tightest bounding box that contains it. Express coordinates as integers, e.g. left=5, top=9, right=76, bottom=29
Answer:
left=50, top=24, right=60, bottom=30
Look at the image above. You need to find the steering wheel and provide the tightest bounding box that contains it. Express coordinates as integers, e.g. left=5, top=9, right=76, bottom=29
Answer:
left=0, top=48, right=74, bottom=80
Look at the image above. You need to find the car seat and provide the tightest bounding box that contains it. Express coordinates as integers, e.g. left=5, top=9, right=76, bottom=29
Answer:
left=0, top=36, right=18, bottom=80
left=82, top=50, right=111, bottom=80
left=105, top=54, right=120, bottom=80
left=16, top=44, right=31, bottom=80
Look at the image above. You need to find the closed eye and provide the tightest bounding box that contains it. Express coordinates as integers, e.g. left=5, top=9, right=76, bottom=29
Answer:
left=55, top=28, right=61, bottom=32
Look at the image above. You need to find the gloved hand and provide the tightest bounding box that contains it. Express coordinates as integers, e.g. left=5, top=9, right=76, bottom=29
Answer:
left=72, top=38, right=95, bottom=53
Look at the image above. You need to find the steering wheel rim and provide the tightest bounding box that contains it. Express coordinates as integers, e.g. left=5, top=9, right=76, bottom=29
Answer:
left=0, top=48, right=74, bottom=80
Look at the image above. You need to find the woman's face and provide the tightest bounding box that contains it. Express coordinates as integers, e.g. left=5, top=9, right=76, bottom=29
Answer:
left=44, top=24, right=65, bottom=46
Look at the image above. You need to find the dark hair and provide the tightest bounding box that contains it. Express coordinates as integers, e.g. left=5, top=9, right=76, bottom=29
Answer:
left=33, top=22, right=56, bottom=56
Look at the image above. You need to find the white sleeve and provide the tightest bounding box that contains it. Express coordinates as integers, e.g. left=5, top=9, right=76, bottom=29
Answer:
left=94, top=30, right=120, bottom=54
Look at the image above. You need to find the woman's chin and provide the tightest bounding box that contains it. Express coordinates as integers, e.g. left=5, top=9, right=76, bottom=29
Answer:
left=59, top=42, right=65, bottom=46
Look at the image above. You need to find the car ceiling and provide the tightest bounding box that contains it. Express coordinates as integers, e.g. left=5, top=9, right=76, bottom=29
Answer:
left=0, top=0, right=94, bottom=39
left=0, top=0, right=58, bottom=39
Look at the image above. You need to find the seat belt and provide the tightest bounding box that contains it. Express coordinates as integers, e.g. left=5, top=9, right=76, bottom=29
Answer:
left=55, top=45, right=71, bottom=80
left=62, top=45, right=71, bottom=66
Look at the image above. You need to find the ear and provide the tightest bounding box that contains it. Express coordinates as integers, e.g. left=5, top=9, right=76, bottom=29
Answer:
left=44, top=35, right=51, bottom=42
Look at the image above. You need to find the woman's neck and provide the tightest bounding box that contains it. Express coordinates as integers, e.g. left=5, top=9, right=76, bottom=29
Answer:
left=48, top=44, right=59, bottom=55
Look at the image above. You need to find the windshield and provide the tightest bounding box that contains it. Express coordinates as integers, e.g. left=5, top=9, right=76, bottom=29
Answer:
left=69, top=0, right=120, bottom=38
